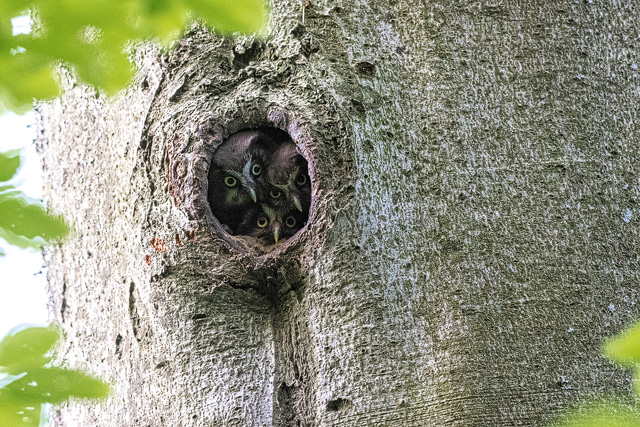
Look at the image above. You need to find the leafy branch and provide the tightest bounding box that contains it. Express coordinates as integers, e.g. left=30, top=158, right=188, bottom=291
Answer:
left=1, top=0, right=268, bottom=112
left=0, top=151, right=67, bottom=256
left=0, top=325, right=111, bottom=426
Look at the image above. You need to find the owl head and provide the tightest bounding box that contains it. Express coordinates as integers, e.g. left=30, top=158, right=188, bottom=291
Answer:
left=237, top=204, right=306, bottom=244
left=266, top=143, right=311, bottom=215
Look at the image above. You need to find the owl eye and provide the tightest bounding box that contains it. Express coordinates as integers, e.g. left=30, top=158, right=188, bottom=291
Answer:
left=285, top=216, right=296, bottom=228
left=252, top=163, right=262, bottom=176
left=224, top=176, right=237, bottom=187
left=257, top=216, right=268, bottom=228
left=295, top=174, right=307, bottom=186
left=270, top=189, right=282, bottom=199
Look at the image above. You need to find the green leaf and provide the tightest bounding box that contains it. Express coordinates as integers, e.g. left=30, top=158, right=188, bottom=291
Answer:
left=0, top=326, right=59, bottom=374
left=0, top=192, right=69, bottom=241
left=0, top=0, right=33, bottom=18
left=0, top=227, right=45, bottom=251
left=0, top=326, right=110, bottom=424
left=0, top=399, right=41, bottom=427
left=0, top=151, right=21, bottom=182
left=72, top=38, right=135, bottom=95
left=604, top=322, right=640, bottom=367
left=0, top=184, right=19, bottom=193
left=0, top=53, right=59, bottom=112
left=136, top=0, right=190, bottom=42
left=3, top=367, right=111, bottom=404
left=0, top=383, right=45, bottom=425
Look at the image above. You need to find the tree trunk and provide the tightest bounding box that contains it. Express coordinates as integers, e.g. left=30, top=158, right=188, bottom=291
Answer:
left=37, top=0, right=640, bottom=425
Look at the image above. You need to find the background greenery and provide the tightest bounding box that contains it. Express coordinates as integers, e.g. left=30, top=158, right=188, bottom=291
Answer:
left=1, top=0, right=267, bottom=112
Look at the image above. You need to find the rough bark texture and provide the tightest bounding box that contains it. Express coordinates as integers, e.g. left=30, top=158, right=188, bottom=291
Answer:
left=38, top=0, right=640, bottom=426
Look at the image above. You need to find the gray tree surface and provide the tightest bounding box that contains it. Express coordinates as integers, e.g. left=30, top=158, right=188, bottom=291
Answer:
left=37, top=0, right=640, bottom=425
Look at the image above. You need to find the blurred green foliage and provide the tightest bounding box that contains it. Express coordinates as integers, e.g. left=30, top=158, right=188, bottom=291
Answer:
left=0, top=150, right=68, bottom=256
left=556, top=400, right=640, bottom=427
left=554, top=321, right=640, bottom=426
left=1, top=0, right=268, bottom=112
left=605, top=322, right=640, bottom=396
left=605, top=322, right=640, bottom=365
left=0, top=325, right=111, bottom=426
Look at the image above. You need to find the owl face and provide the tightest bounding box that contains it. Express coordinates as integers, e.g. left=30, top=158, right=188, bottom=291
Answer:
left=211, top=130, right=275, bottom=203
left=266, top=143, right=311, bottom=214
left=208, top=130, right=277, bottom=233
left=237, top=204, right=306, bottom=244
left=217, top=153, right=267, bottom=204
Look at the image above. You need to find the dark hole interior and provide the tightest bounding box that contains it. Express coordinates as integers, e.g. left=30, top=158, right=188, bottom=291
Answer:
left=208, top=127, right=311, bottom=245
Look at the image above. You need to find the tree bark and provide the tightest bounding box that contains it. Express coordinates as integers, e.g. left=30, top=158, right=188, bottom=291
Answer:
left=38, top=0, right=640, bottom=425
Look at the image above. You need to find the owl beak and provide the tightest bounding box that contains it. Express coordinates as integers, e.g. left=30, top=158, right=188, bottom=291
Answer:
left=273, top=225, right=281, bottom=243
left=248, top=187, right=257, bottom=203
left=292, top=195, right=303, bottom=212
left=240, top=162, right=258, bottom=202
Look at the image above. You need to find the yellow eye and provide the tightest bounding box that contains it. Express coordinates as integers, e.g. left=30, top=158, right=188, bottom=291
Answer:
left=285, top=216, right=296, bottom=228
left=270, top=189, right=282, bottom=198
left=252, top=163, right=262, bottom=176
left=257, top=216, right=268, bottom=228
left=224, top=176, right=237, bottom=187
left=296, top=174, right=307, bottom=185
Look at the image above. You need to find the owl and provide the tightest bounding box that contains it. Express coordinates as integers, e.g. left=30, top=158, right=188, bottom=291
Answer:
left=237, top=204, right=306, bottom=244
left=208, top=129, right=277, bottom=233
left=265, top=142, right=311, bottom=216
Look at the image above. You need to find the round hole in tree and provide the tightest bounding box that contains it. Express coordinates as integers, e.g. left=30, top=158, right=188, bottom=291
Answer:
left=207, top=127, right=311, bottom=246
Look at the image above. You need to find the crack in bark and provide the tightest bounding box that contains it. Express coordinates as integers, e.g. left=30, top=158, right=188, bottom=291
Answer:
left=60, top=281, right=67, bottom=321
left=128, top=282, right=142, bottom=342
left=114, top=334, right=123, bottom=359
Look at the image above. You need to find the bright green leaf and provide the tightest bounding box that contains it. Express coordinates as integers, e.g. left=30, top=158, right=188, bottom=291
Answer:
left=0, top=326, right=110, bottom=424
left=0, top=151, right=21, bottom=182
left=0, top=0, right=33, bottom=18
left=0, top=52, right=59, bottom=112
left=0, top=377, right=45, bottom=406
left=3, top=367, right=111, bottom=404
left=0, top=386, right=48, bottom=425
left=0, top=398, right=41, bottom=426
left=0, top=227, right=45, bottom=251
left=604, top=322, right=640, bottom=367
left=0, top=185, right=18, bottom=193
left=0, top=192, right=69, bottom=241
left=36, top=0, right=137, bottom=36
left=0, top=326, right=59, bottom=374
left=136, top=1, right=191, bottom=42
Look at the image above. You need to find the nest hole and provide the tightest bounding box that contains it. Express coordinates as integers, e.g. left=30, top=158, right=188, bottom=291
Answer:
left=207, top=127, right=311, bottom=247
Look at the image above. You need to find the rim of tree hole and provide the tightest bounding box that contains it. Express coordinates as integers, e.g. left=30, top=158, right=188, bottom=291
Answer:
left=184, top=110, right=318, bottom=258
left=165, top=104, right=321, bottom=259
left=207, top=126, right=312, bottom=250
